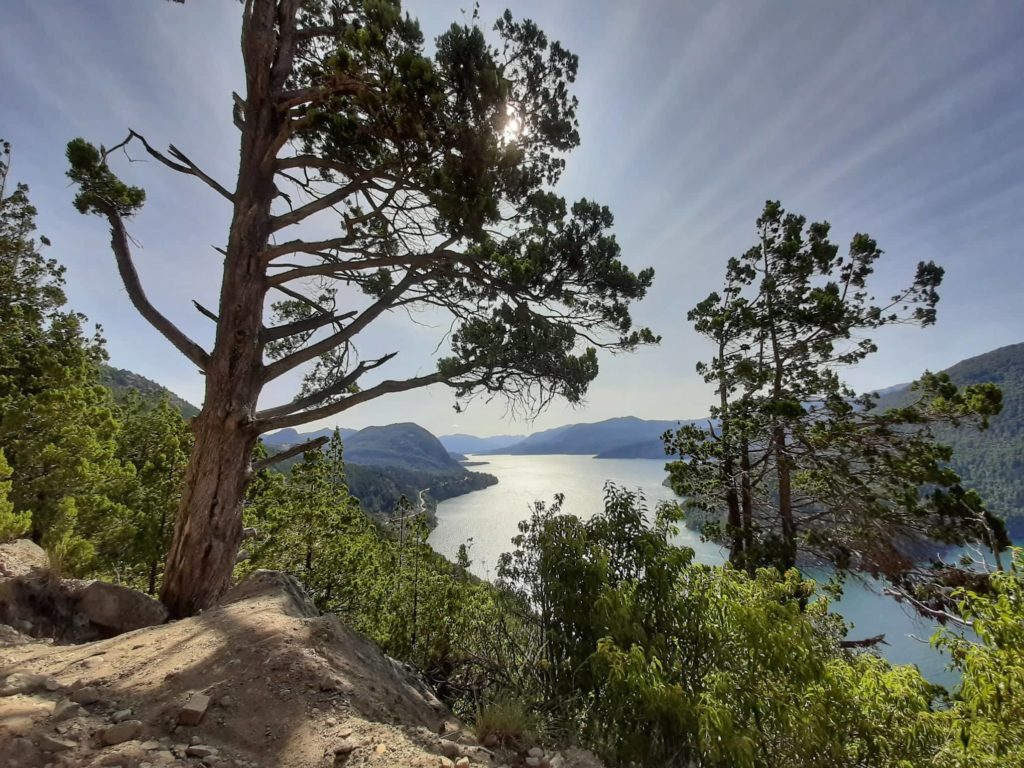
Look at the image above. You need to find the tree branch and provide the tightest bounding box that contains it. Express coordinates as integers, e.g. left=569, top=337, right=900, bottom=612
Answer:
left=127, top=130, right=234, bottom=203
left=254, top=351, right=398, bottom=421
left=252, top=435, right=329, bottom=472
left=101, top=204, right=209, bottom=369
left=260, top=270, right=422, bottom=383
left=261, top=370, right=451, bottom=431
left=261, top=309, right=357, bottom=343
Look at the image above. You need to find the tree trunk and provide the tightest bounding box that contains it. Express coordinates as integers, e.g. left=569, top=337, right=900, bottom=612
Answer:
left=774, top=426, right=796, bottom=570
left=159, top=0, right=287, bottom=616
left=739, top=438, right=754, bottom=574
left=160, top=417, right=257, bottom=616
left=724, top=456, right=743, bottom=566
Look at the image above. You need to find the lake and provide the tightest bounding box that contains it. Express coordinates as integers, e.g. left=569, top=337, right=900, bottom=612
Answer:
left=429, top=453, right=962, bottom=688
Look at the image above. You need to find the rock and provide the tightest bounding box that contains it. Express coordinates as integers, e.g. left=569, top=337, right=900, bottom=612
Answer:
left=528, top=748, right=545, bottom=758
left=177, top=693, right=210, bottom=726
left=525, top=759, right=541, bottom=768
left=185, top=745, right=218, bottom=758
left=70, top=686, right=101, bottom=704
left=52, top=698, right=84, bottom=721
left=438, top=759, right=454, bottom=768
left=221, top=570, right=318, bottom=618
left=190, top=736, right=202, bottom=746
left=481, top=733, right=499, bottom=749
left=375, top=744, right=388, bottom=755
left=139, top=741, right=162, bottom=751
left=217, top=694, right=235, bottom=709
left=0, top=671, right=49, bottom=696
left=76, top=581, right=168, bottom=635
left=333, top=739, right=356, bottom=755
left=454, top=759, right=470, bottom=767
left=112, top=708, right=134, bottom=723
left=0, top=538, right=48, bottom=577
left=37, top=733, right=76, bottom=752
left=44, top=677, right=62, bottom=691
left=102, top=719, right=144, bottom=745
left=439, top=739, right=462, bottom=758
left=4, top=736, right=42, bottom=767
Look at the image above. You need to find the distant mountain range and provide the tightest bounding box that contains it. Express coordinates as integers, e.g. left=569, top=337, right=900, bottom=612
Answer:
left=477, top=416, right=694, bottom=459
left=102, top=341, right=1024, bottom=522
left=437, top=433, right=526, bottom=454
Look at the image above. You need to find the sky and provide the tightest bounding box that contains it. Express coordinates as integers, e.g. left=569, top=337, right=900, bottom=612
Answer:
left=2, top=1, right=1023, bottom=438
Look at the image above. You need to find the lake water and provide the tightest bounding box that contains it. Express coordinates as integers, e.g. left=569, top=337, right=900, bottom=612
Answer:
left=429, top=454, right=962, bottom=688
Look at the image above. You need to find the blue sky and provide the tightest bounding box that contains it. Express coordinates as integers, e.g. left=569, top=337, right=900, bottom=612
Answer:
left=2, top=1, right=1023, bottom=437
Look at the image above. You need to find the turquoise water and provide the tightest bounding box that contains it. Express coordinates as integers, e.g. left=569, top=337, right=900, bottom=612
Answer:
left=428, top=453, right=965, bottom=688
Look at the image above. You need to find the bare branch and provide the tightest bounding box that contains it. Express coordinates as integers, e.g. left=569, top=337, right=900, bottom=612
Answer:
left=100, top=204, right=209, bottom=369
left=262, top=308, right=357, bottom=343
left=254, top=351, right=397, bottom=421
left=192, top=300, right=219, bottom=323
left=252, top=435, right=329, bottom=472
left=262, top=369, right=450, bottom=431
left=127, top=130, right=234, bottom=203
left=261, top=270, right=422, bottom=382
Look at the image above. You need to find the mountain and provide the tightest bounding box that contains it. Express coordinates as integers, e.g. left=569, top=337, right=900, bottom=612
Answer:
left=342, top=423, right=465, bottom=472
left=438, top=433, right=526, bottom=454
left=873, top=342, right=1024, bottom=522
left=484, top=416, right=685, bottom=456
left=99, top=364, right=200, bottom=418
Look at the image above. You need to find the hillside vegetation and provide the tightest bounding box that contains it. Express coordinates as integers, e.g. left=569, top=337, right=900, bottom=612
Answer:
left=874, top=342, right=1024, bottom=521
left=99, top=365, right=199, bottom=418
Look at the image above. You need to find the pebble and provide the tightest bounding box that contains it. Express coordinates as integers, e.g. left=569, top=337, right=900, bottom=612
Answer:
left=186, top=745, right=218, bottom=758
left=528, top=747, right=544, bottom=758
left=439, top=740, right=462, bottom=758
left=111, top=708, right=133, bottom=723
left=454, top=759, right=470, bottom=767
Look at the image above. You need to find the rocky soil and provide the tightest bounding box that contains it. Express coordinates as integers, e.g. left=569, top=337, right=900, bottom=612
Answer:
left=0, top=542, right=602, bottom=768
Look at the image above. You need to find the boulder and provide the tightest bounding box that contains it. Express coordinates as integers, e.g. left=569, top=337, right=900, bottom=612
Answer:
left=76, top=581, right=168, bottom=635
left=221, top=570, right=318, bottom=618
left=0, top=539, right=48, bottom=578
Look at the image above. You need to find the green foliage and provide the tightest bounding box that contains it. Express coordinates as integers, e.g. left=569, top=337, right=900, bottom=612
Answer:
left=114, top=393, right=192, bottom=592
left=496, top=485, right=950, bottom=767
left=65, top=138, right=145, bottom=217
left=932, top=549, right=1024, bottom=767
left=42, top=497, right=96, bottom=577
left=874, top=343, right=1024, bottom=523
left=0, top=448, right=31, bottom=542
left=665, top=201, right=1004, bottom=611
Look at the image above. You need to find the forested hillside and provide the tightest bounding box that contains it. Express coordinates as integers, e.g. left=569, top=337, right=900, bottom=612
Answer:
left=874, top=342, right=1024, bottom=521
left=99, top=365, right=199, bottom=418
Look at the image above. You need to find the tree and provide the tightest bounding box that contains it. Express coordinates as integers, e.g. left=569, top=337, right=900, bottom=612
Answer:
left=0, top=140, right=132, bottom=564
left=66, top=0, right=656, bottom=616
left=666, top=201, right=1004, bottom=597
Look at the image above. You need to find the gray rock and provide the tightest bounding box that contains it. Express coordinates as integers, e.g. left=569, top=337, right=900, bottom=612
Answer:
left=528, top=747, right=545, bottom=758
left=37, top=733, right=76, bottom=752
left=439, top=739, right=462, bottom=758
left=52, top=698, right=85, bottom=721
left=0, top=538, right=48, bottom=577
left=76, top=581, right=168, bottom=635
left=177, top=692, right=210, bottom=726
left=111, top=708, right=134, bottom=723
left=70, top=686, right=101, bottom=704
left=186, top=745, right=218, bottom=758
left=0, top=671, right=49, bottom=696
left=102, top=719, right=144, bottom=745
